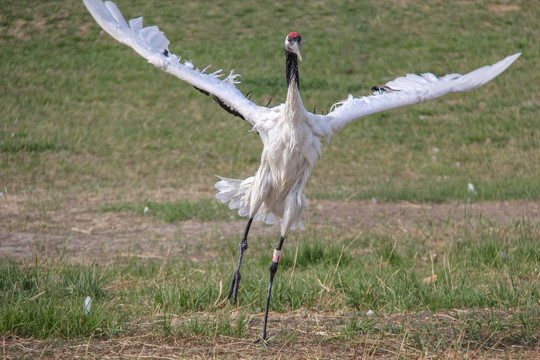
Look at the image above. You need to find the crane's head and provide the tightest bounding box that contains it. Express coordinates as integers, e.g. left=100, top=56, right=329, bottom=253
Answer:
left=285, top=32, right=302, bottom=62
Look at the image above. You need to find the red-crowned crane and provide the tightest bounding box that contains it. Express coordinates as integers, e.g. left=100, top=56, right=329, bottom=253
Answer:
left=83, top=0, right=520, bottom=342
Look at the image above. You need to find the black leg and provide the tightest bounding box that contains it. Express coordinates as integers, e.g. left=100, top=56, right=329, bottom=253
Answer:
left=225, top=217, right=253, bottom=305
left=258, top=235, right=285, bottom=342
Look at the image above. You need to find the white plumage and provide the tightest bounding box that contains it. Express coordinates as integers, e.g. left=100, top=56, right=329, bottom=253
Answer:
left=216, top=82, right=321, bottom=235
left=82, top=0, right=520, bottom=341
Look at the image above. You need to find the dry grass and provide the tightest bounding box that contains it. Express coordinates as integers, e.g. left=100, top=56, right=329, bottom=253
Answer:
left=3, top=309, right=539, bottom=359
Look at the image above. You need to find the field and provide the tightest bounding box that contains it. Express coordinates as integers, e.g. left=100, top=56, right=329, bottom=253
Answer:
left=1, top=0, right=539, bottom=359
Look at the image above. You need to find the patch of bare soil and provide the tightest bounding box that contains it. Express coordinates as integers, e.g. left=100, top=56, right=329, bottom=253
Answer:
left=1, top=192, right=539, bottom=265
left=311, top=199, right=539, bottom=229
left=487, top=4, right=521, bottom=14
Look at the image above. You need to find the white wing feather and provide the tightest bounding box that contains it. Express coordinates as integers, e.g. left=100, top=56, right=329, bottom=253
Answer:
left=327, top=53, right=521, bottom=133
left=83, top=0, right=263, bottom=126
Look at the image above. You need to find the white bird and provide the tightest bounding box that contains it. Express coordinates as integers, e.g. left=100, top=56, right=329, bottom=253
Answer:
left=82, top=0, right=520, bottom=342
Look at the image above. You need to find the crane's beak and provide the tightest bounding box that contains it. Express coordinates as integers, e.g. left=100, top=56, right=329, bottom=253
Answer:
left=295, top=47, right=303, bottom=62
left=290, top=41, right=302, bottom=62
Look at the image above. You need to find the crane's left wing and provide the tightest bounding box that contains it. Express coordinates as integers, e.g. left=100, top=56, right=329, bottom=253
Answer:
left=326, top=53, right=520, bottom=133
left=83, top=0, right=264, bottom=126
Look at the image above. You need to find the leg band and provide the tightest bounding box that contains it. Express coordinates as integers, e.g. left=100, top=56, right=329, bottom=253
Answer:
left=272, top=249, right=282, bottom=263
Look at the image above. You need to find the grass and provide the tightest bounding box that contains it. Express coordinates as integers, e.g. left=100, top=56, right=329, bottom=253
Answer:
left=100, top=198, right=237, bottom=222
left=1, top=0, right=539, bottom=203
left=1, top=0, right=539, bottom=358
left=0, top=259, right=124, bottom=339
left=2, top=216, right=538, bottom=356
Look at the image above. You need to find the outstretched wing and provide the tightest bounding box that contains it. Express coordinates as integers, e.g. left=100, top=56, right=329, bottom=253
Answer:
left=83, top=0, right=264, bottom=126
left=326, top=53, right=520, bottom=133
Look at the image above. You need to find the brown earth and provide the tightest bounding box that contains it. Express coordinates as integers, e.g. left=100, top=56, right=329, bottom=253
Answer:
left=1, top=193, right=538, bottom=265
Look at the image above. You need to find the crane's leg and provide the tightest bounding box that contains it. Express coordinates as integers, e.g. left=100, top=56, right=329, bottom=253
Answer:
left=258, top=235, right=285, bottom=342
left=225, top=217, right=253, bottom=305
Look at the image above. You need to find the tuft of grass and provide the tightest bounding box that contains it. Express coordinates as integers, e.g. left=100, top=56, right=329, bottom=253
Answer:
left=153, top=276, right=222, bottom=311
left=61, top=266, right=107, bottom=299
left=340, top=316, right=378, bottom=340
left=158, top=311, right=248, bottom=338
left=259, top=234, right=352, bottom=270
left=0, top=260, right=123, bottom=338
left=0, top=139, right=64, bottom=153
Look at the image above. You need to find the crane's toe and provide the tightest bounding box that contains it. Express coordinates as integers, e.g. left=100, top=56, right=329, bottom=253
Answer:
left=224, top=271, right=241, bottom=305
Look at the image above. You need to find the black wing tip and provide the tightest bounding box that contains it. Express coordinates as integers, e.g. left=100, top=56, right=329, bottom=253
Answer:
left=193, top=85, right=210, bottom=96
left=212, top=95, right=247, bottom=121
left=371, top=85, right=398, bottom=93
left=192, top=86, right=247, bottom=121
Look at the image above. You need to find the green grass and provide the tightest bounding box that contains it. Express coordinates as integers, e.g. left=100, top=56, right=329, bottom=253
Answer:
left=1, top=0, right=538, bottom=203
left=2, top=217, right=538, bottom=350
left=101, top=198, right=236, bottom=222
left=0, top=259, right=124, bottom=338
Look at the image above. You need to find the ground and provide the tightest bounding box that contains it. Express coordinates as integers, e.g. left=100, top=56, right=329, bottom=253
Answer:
left=2, top=192, right=538, bottom=264
left=1, top=193, right=539, bottom=359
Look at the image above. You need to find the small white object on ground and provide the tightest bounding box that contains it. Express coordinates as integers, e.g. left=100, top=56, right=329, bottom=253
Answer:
left=84, top=296, right=92, bottom=315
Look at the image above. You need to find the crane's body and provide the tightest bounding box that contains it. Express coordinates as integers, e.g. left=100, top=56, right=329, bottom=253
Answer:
left=82, top=0, right=520, bottom=342
left=216, top=78, right=329, bottom=236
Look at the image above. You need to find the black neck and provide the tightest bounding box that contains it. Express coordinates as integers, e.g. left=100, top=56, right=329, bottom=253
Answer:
left=286, top=51, right=299, bottom=88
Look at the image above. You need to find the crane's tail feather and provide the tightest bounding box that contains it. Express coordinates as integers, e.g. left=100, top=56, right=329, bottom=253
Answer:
left=215, top=176, right=250, bottom=217
left=215, top=176, right=304, bottom=230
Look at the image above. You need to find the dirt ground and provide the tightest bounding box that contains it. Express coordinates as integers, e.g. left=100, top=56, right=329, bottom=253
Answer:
left=1, top=192, right=539, bottom=265
left=1, top=194, right=539, bottom=359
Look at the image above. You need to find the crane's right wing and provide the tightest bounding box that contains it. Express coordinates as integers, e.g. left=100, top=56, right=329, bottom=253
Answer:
left=325, top=53, right=520, bottom=133
left=83, top=0, right=264, bottom=126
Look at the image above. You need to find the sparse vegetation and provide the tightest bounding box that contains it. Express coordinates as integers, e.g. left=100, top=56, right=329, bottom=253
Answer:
left=101, top=199, right=236, bottom=222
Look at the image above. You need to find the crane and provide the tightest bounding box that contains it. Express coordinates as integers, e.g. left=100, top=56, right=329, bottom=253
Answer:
left=82, top=0, right=520, bottom=342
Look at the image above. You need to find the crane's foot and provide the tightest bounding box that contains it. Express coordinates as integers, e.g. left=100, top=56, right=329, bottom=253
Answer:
left=219, top=218, right=253, bottom=306
left=223, top=270, right=241, bottom=305
left=254, top=335, right=268, bottom=345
